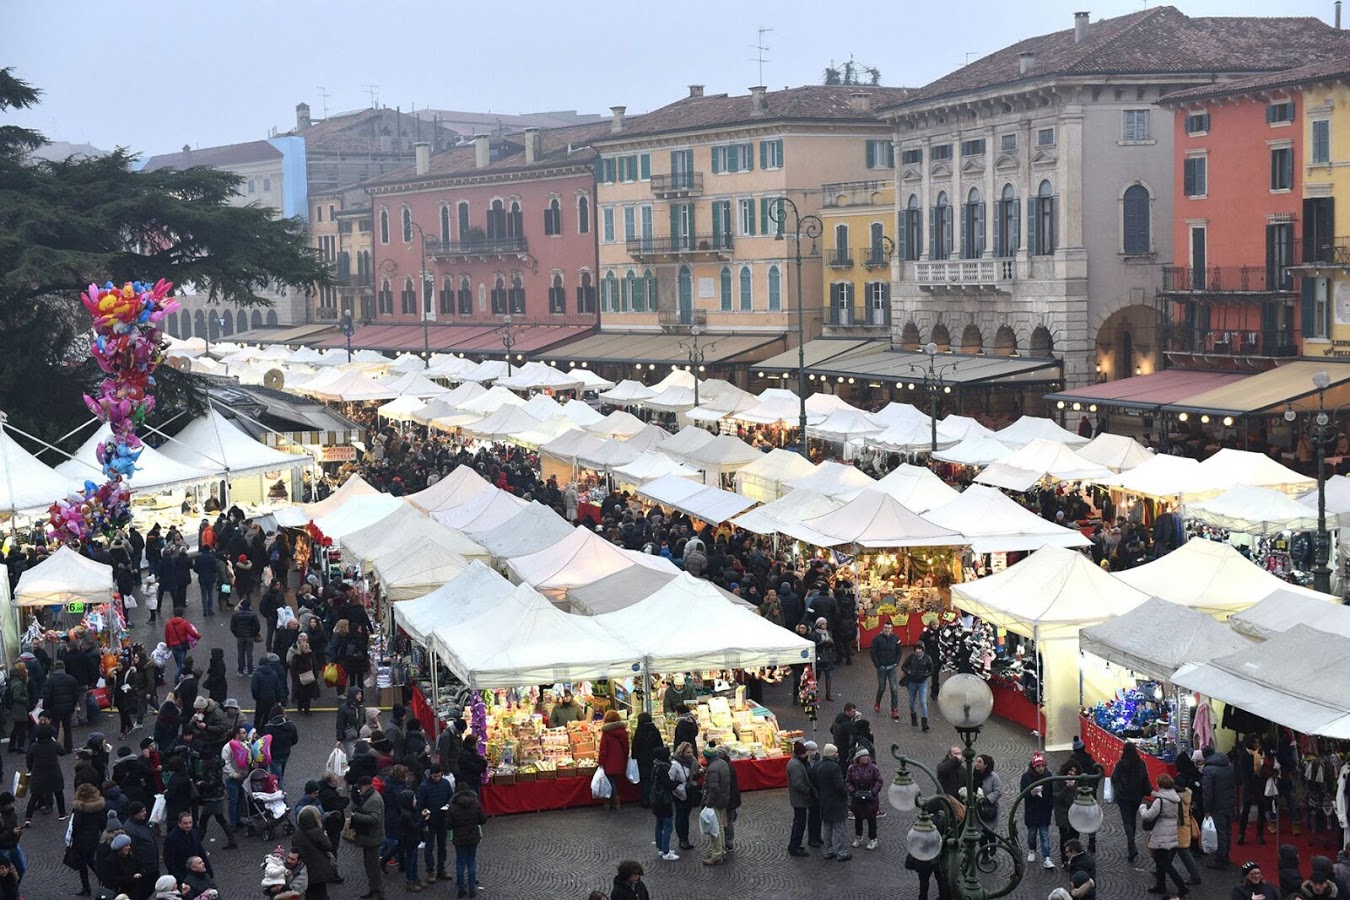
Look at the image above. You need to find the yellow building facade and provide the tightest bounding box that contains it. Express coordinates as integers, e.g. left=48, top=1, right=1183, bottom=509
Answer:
left=1298, top=76, right=1350, bottom=356
left=818, top=177, right=896, bottom=335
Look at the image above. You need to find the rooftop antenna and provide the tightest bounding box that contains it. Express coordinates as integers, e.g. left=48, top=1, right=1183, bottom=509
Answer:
left=315, top=86, right=330, bottom=118
left=362, top=83, right=381, bottom=109
left=965, top=52, right=977, bottom=65
left=751, top=27, right=772, bottom=85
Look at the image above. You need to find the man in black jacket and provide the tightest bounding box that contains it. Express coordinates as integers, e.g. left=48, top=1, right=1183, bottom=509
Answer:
left=1201, top=745, right=1237, bottom=869
left=900, top=644, right=935, bottom=732
left=229, top=599, right=261, bottom=675
left=870, top=621, right=903, bottom=721
left=61, top=640, right=99, bottom=729
left=40, top=660, right=79, bottom=752
left=249, top=655, right=287, bottom=731
left=122, top=801, right=161, bottom=888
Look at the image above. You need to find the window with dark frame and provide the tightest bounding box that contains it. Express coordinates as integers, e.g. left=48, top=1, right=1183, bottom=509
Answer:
left=1184, top=112, right=1210, bottom=135
left=1122, top=184, right=1151, bottom=255
left=1183, top=156, right=1207, bottom=197
left=1271, top=146, right=1294, bottom=191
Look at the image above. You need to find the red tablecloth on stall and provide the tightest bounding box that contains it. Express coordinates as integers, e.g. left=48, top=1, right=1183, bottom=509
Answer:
left=410, top=683, right=438, bottom=736
left=1078, top=716, right=1175, bottom=784
left=857, top=613, right=926, bottom=650
left=990, top=678, right=1045, bottom=734
left=577, top=501, right=602, bottom=524
left=481, top=756, right=789, bottom=816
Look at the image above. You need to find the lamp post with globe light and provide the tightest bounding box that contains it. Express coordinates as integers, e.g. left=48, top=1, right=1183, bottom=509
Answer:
left=908, top=342, right=961, bottom=454
left=679, top=324, right=714, bottom=409
left=888, top=674, right=1103, bottom=899
left=1282, top=369, right=1350, bottom=596
left=767, top=196, right=822, bottom=459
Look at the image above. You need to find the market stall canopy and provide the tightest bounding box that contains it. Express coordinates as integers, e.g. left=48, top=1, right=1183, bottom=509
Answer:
left=560, top=399, right=604, bottom=426
left=1094, top=454, right=1216, bottom=499
left=592, top=573, right=816, bottom=671
left=456, top=385, right=528, bottom=416
left=687, top=388, right=760, bottom=422
left=807, top=408, right=884, bottom=441
left=1172, top=625, right=1350, bottom=739
left=287, top=368, right=346, bottom=396
left=458, top=359, right=511, bottom=384
left=312, top=348, right=350, bottom=367
left=681, top=434, right=762, bottom=473
left=873, top=464, right=960, bottom=513
left=431, top=485, right=527, bottom=532
left=1075, top=433, right=1154, bottom=473
left=511, top=415, right=579, bottom=449
left=310, top=492, right=406, bottom=541
left=0, top=425, right=88, bottom=515
left=1079, top=597, right=1254, bottom=683
left=539, top=430, right=607, bottom=466
left=505, top=525, right=678, bottom=596
left=611, top=452, right=702, bottom=486
left=432, top=582, right=641, bottom=688
left=869, top=402, right=929, bottom=429
left=310, top=371, right=399, bottom=402
left=340, top=502, right=488, bottom=566
left=786, top=489, right=961, bottom=548
left=518, top=394, right=567, bottom=422
left=388, top=353, right=427, bottom=373
left=375, top=396, right=426, bottom=422
left=730, top=488, right=842, bottom=536
left=620, top=425, right=671, bottom=453
left=644, top=385, right=699, bottom=413
left=951, top=545, right=1148, bottom=638
left=638, top=473, right=756, bottom=524
left=577, top=437, right=645, bottom=472
left=1191, top=448, right=1314, bottom=497
left=568, top=368, right=615, bottom=392
left=379, top=371, right=452, bottom=399
left=424, top=354, right=478, bottom=380
left=939, top=415, right=994, bottom=441
left=1164, top=359, right=1350, bottom=417
left=584, top=410, right=650, bottom=439
left=1300, top=474, right=1350, bottom=525
left=994, top=416, right=1089, bottom=449
left=1188, top=485, right=1320, bottom=534
left=651, top=368, right=696, bottom=391
left=732, top=388, right=803, bottom=425
left=13, top=545, right=114, bottom=606
left=461, top=405, right=546, bottom=441
left=976, top=439, right=1111, bottom=489
left=404, top=466, right=491, bottom=515
left=597, top=380, right=657, bottom=404
left=783, top=460, right=876, bottom=500
left=157, top=409, right=308, bottom=479
left=932, top=434, right=1014, bottom=467
left=924, top=484, right=1092, bottom=554
left=867, top=419, right=956, bottom=453
left=1113, top=538, right=1334, bottom=615
left=276, top=474, right=379, bottom=526
left=55, top=424, right=217, bottom=492
left=564, top=566, right=681, bottom=615
left=371, top=541, right=471, bottom=602
left=256, top=344, right=294, bottom=362
left=1228, top=590, right=1350, bottom=642
left=418, top=389, right=484, bottom=423
left=496, top=361, right=583, bottom=392
left=393, top=561, right=515, bottom=646
left=470, top=501, right=573, bottom=560
left=732, top=448, right=817, bottom=502
left=657, top=425, right=716, bottom=462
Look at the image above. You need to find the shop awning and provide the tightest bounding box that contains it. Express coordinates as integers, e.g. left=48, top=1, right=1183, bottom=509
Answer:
left=312, top=323, right=592, bottom=355
left=1165, top=359, right=1350, bottom=416
left=245, top=323, right=337, bottom=346
left=1079, top=597, right=1255, bottom=684
left=1044, top=369, right=1248, bottom=411
left=752, top=338, right=884, bottom=373
left=1227, top=590, right=1350, bottom=642
left=637, top=473, right=756, bottom=524
left=757, top=343, right=1062, bottom=386
left=538, top=330, right=784, bottom=366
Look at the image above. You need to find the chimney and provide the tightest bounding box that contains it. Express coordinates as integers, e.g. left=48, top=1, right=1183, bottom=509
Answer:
left=295, top=102, right=311, bottom=130
left=749, top=86, right=768, bottom=115
left=1074, top=11, right=1090, bottom=43
left=610, top=106, right=626, bottom=133
left=523, top=127, right=542, bottom=164
left=1338, top=0, right=1343, bottom=29
left=414, top=141, right=430, bottom=176
left=688, top=84, right=705, bottom=98
left=1019, top=52, right=1037, bottom=75
left=474, top=134, right=491, bottom=169
left=849, top=92, right=872, bottom=114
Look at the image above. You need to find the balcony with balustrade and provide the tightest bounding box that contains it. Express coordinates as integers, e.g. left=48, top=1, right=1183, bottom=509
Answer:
left=823, top=303, right=891, bottom=331
left=626, top=233, right=733, bottom=262
left=911, top=257, right=1017, bottom=292
left=650, top=172, right=703, bottom=198
left=424, top=235, right=529, bottom=260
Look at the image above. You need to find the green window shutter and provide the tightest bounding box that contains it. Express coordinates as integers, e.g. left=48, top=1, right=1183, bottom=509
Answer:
left=760, top=141, right=768, bottom=169
left=743, top=142, right=754, bottom=171
left=711, top=147, right=722, bottom=174
left=640, top=153, right=650, bottom=180
left=1027, top=198, right=1039, bottom=256
left=760, top=198, right=769, bottom=234
left=866, top=141, right=876, bottom=168
left=1302, top=278, right=1317, bottom=336
left=775, top=139, right=783, bottom=166
left=670, top=205, right=680, bottom=245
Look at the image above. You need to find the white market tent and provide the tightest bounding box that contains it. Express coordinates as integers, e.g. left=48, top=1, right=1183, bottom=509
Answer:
left=924, top=484, right=1092, bottom=554
left=376, top=395, right=428, bottom=422
left=651, top=368, right=696, bottom=391
left=1076, top=433, right=1154, bottom=473
left=786, top=489, right=962, bottom=549
left=287, top=368, right=346, bottom=397
left=496, top=361, right=582, bottom=392
left=783, top=460, right=876, bottom=499
left=457, top=385, right=528, bottom=416
left=870, top=402, right=929, bottom=429
left=1173, top=625, right=1350, bottom=739
left=275, top=474, right=379, bottom=526
left=1094, top=454, right=1215, bottom=499
left=1228, top=590, right=1350, bottom=642
left=568, top=369, right=616, bottom=392
left=459, top=360, right=511, bottom=384
left=519, top=394, right=567, bottom=422
left=611, top=452, right=702, bottom=487
left=585, top=410, right=650, bottom=439
left=598, top=380, right=657, bottom=404
left=873, top=464, right=960, bottom=512
left=560, top=400, right=604, bottom=427
left=638, top=473, right=756, bottom=524
left=731, top=488, right=842, bottom=536
left=340, top=502, right=489, bottom=566
left=644, top=385, right=699, bottom=413
left=371, top=541, right=470, bottom=602
left=1300, top=474, right=1350, bottom=525
left=939, top=415, right=994, bottom=441
left=733, top=388, right=804, bottom=425
left=312, top=372, right=401, bottom=402
left=431, top=485, right=526, bottom=532
left=1188, top=485, right=1320, bottom=534
left=1079, top=597, right=1256, bottom=683
left=157, top=409, right=307, bottom=479
left=687, top=389, right=760, bottom=423
left=461, top=405, right=545, bottom=441
left=577, top=437, right=646, bottom=473
left=979, top=438, right=1112, bottom=486
left=994, top=415, right=1089, bottom=449
left=591, top=573, right=817, bottom=672
left=933, top=434, right=1014, bottom=467
left=951, top=545, right=1150, bottom=749
left=732, top=448, right=816, bottom=503
left=404, top=466, right=491, bottom=515
left=505, top=526, right=678, bottom=597
left=807, top=408, right=883, bottom=441
left=1113, top=538, right=1335, bottom=615
left=309, top=492, right=406, bottom=540
left=0, top=426, right=82, bottom=515
left=388, top=354, right=427, bottom=373
left=617, top=424, right=670, bottom=453
left=564, top=567, right=681, bottom=615
left=410, top=396, right=469, bottom=426
left=380, top=371, right=452, bottom=399
left=868, top=419, right=956, bottom=453
left=681, top=434, right=762, bottom=478
left=55, top=424, right=216, bottom=492
left=13, top=546, right=114, bottom=606
left=393, top=561, right=515, bottom=646
left=471, top=501, right=574, bottom=560
left=424, top=355, right=478, bottom=380
left=539, top=430, right=607, bottom=468
left=511, top=415, right=579, bottom=450
left=1190, top=448, right=1315, bottom=498
left=657, top=425, right=716, bottom=463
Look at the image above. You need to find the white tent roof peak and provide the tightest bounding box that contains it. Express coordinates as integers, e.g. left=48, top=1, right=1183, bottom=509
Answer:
left=404, top=466, right=491, bottom=514
left=1188, top=485, right=1320, bottom=534
left=924, top=484, right=1092, bottom=554
left=1079, top=597, right=1255, bottom=683
left=560, top=399, right=604, bottom=426
left=392, top=561, right=514, bottom=645
left=869, top=402, right=929, bottom=429
left=457, top=385, right=527, bottom=415
left=872, top=464, right=960, bottom=513
left=1229, top=590, right=1350, bottom=642
left=932, top=434, right=1014, bottom=467
left=1192, top=447, right=1314, bottom=497
left=1076, top=433, right=1154, bottom=472
left=13, top=545, right=114, bottom=606
left=783, top=460, right=876, bottom=499
left=808, top=408, right=883, bottom=441
left=682, top=434, right=762, bottom=471
left=0, top=427, right=81, bottom=515
left=157, top=409, right=307, bottom=479
left=584, top=410, right=649, bottom=439
left=598, top=380, right=657, bottom=404
left=995, top=415, right=1089, bottom=448
left=658, top=425, right=716, bottom=461
left=55, top=423, right=216, bottom=492
left=786, top=488, right=961, bottom=548
left=939, top=414, right=994, bottom=441
left=731, top=488, right=842, bottom=536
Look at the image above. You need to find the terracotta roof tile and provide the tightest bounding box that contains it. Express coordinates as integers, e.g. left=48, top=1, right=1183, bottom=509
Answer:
left=1160, top=55, right=1350, bottom=104
left=142, top=140, right=281, bottom=172
left=282, top=107, right=458, bottom=146
left=885, top=6, right=1350, bottom=111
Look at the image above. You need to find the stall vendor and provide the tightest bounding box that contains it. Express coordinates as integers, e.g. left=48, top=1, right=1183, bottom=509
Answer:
left=662, top=675, right=699, bottom=714
left=547, top=691, right=587, bottom=727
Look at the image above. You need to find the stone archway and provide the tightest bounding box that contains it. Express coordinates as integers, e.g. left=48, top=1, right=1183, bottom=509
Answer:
left=1029, top=325, right=1054, bottom=358
left=993, top=325, right=1018, bottom=357
left=1094, top=304, right=1163, bottom=380
left=900, top=321, right=921, bottom=350
left=960, top=323, right=983, bottom=354
left=930, top=322, right=951, bottom=352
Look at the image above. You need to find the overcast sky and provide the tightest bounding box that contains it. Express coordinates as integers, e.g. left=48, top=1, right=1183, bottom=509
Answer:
left=7, top=0, right=1341, bottom=157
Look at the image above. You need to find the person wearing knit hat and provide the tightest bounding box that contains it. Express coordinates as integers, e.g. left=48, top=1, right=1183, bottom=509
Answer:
left=193, top=696, right=208, bottom=711
left=822, top=743, right=839, bottom=758
left=816, top=741, right=851, bottom=861
left=111, top=833, right=132, bottom=851
left=846, top=743, right=883, bottom=851
left=1021, top=751, right=1055, bottom=869
left=786, top=740, right=813, bottom=856
left=152, top=873, right=180, bottom=898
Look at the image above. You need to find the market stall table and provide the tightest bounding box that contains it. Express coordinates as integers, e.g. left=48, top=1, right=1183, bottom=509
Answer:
left=856, top=613, right=926, bottom=650
left=989, top=678, right=1045, bottom=734
left=1077, top=715, right=1176, bottom=784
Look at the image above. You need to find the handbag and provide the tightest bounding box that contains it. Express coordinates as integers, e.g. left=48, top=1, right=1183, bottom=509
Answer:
left=854, top=790, right=876, bottom=805
left=298, top=669, right=317, bottom=686
left=1264, top=776, right=1279, bottom=798
left=253, top=632, right=263, bottom=643
left=340, top=823, right=356, bottom=842
left=63, top=845, right=81, bottom=870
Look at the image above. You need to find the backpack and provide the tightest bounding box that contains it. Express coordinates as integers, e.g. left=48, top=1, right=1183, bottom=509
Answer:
left=650, top=762, right=672, bottom=807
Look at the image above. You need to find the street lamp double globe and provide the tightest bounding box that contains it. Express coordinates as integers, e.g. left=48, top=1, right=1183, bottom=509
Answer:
left=888, top=674, right=1103, bottom=896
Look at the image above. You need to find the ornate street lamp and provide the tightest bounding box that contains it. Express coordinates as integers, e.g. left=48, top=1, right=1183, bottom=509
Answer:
left=1283, top=369, right=1348, bottom=596
left=908, top=342, right=961, bottom=453
left=889, top=674, right=1103, bottom=899
left=338, top=308, right=356, bottom=363
left=679, top=324, right=714, bottom=409
left=406, top=220, right=432, bottom=358
left=501, top=315, right=516, bottom=375
left=767, top=197, right=823, bottom=458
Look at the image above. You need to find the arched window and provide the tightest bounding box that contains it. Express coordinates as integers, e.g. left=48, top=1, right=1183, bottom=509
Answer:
left=932, top=191, right=953, bottom=260
left=577, top=196, right=590, bottom=234
left=439, top=277, right=453, bottom=315
left=508, top=274, right=525, bottom=314
left=994, top=325, right=1018, bottom=357
left=623, top=269, right=639, bottom=312
left=378, top=279, right=393, bottom=316
left=1031, top=180, right=1055, bottom=256
left=719, top=266, right=733, bottom=312
left=457, top=201, right=470, bottom=239
left=487, top=200, right=506, bottom=240
left=549, top=273, right=565, bottom=313
left=900, top=193, right=922, bottom=261
left=440, top=206, right=451, bottom=245
left=1029, top=325, right=1054, bottom=358
left=401, top=207, right=413, bottom=243
left=491, top=276, right=508, bottom=314
left=265, top=310, right=278, bottom=327
left=379, top=209, right=390, bottom=244
left=235, top=311, right=246, bottom=333
left=900, top=321, right=921, bottom=350
left=643, top=269, right=657, bottom=311
left=208, top=315, right=220, bottom=341
left=604, top=272, right=618, bottom=313
left=1123, top=184, right=1151, bottom=255
left=577, top=271, right=596, bottom=314
left=164, top=314, right=178, bottom=338
left=401, top=276, right=417, bottom=315
left=507, top=201, right=523, bottom=239
left=768, top=265, right=782, bottom=311
left=961, top=323, right=983, bottom=354
left=220, top=314, right=233, bottom=337
left=930, top=322, right=950, bottom=351
left=545, top=198, right=562, bottom=236
left=962, top=187, right=985, bottom=259
left=458, top=276, right=473, bottom=315
left=739, top=265, right=753, bottom=311
left=995, top=184, right=1019, bottom=258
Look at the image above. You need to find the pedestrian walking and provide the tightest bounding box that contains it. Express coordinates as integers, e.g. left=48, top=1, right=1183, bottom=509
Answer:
left=416, top=765, right=453, bottom=883
left=598, top=710, right=629, bottom=812
left=785, top=741, right=812, bottom=857
left=649, top=746, right=678, bottom=861
left=1140, top=773, right=1189, bottom=896
left=348, top=776, right=386, bottom=900
left=23, top=723, right=66, bottom=820
left=630, top=712, right=664, bottom=808
left=870, top=621, right=902, bottom=721
left=816, top=743, right=851, bottom=862
left=669, top=742, right=698, bottom=851
left=701, top=746, right=731, bottom=866
left=901, top=642, right=935, bottom=731
left=447, top=785, right=485, bottom=898
left=1110, top=741, right=1153, bottom=863
left=1019, top=751, right=1055, bottom=870
left=846, top=746, right=882, bottom=851
left=1201, top=744, right=1236, bottom=869
left=293, top=804, right=338, bottom=900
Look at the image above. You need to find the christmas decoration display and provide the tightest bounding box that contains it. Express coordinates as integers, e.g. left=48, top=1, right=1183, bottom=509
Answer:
left=1087, top=685, right=1164, bottom=739
left=938, top=620, right=995, bottom=679
left=470, top=692, right=490, bottom=781
left=48, top=280, right=179, bottom=542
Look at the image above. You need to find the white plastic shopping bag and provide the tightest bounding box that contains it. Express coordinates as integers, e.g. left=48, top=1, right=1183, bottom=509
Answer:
left=326, top=747, right=349, bottom=779
left=625, top=758, right=640, bottom=784
left=1200, top=815, right=1218, bottom=855
left=698, top=806, right=720, bottom=838
left=149, top=793, right=167, bottom=826
left=590, top=766, right=612, bottom=800
left=1103, top=777, right=1114, bottom=804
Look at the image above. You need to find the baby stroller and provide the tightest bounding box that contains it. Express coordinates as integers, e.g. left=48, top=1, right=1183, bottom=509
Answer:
left=241, top=767, right=293, bottom=840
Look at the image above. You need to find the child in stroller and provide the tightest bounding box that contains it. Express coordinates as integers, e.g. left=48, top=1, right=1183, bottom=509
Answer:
left=238, top=735, right=294, bottom=840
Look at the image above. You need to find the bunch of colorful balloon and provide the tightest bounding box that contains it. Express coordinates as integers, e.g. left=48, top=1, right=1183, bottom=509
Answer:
left=48, top=280, right=180, bottom=542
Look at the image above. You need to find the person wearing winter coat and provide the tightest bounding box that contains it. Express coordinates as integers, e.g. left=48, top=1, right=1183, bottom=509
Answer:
left=870, top=620, right=903, bottom=720
left=23, top=724, right=66, bottom=819
left=900, top=643, right=935, bottom=731
left=1281, top=844, right=1307, bottom=898
left=974, top=753, right=1003, bottom=857
left=5, top=665, right=28, bottom=755
left=40, top=659, right=79, bottom=751
left=1232, top=860, right=1279, bottom=900
left=229, top=599, right=261, bottom=675
left=293, top=804, right=338, bottom=898
left=162, top=810, right=211, bottom=884
left=1110, top=741, right=1153, bottom=863
left=648, top=746, right=678, bottom=861
left=415, top=766, right=453, bottom=882
left=1054, top=761, right=1085, bottom=867
left=152, top=697, right=181, bottom=753
left=250, top=654, right=287, bottom=731
left=597, top=710, right=629, bottom=812
left=123, top=801, right=162, bottom=891
left=260, top=705, right=298, bottom=786
left=287, top=633, right=319, bottom=715
left=201, top=647, right=227, bottom=703
left=458, top=737, right=488, bottom=799
left=670, top=741, right=699, bottom=852
left=701, top=745, right=733, bottom=866
left=815, top=743, right=851, bottom=862
left=394, top=790, right=425, bottom=891
left=1172, top=785, right=1204, bottom=885
left=1201, top=745, right=1237, bottom=868
left=446, top=787, right=486, bottom=897
left=1301, top=855, right=1346, bottom=899
left=845, top=746, right=883, bottom=850
left=70, top=782, right=105, bottom=895
left=348, top=777, right=386, bottom=899
left=630, top=712, right=664, bottom=808
left=609, top=859, right=652, bottom=900
left=161, top=756, right=196, bottom=827
left=1019, top=751, right=1055, bottom=870
left=785, top=741, right=813, bottom=857
left=672, top=704, right=699, bottom=757
left=1140, top=774, right=1189, bottom=896
left=335, top=686, right=364, bottom=755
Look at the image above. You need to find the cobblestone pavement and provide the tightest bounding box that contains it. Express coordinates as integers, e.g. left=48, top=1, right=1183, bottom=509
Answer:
left=14, top=586, right=1244, bottom=900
